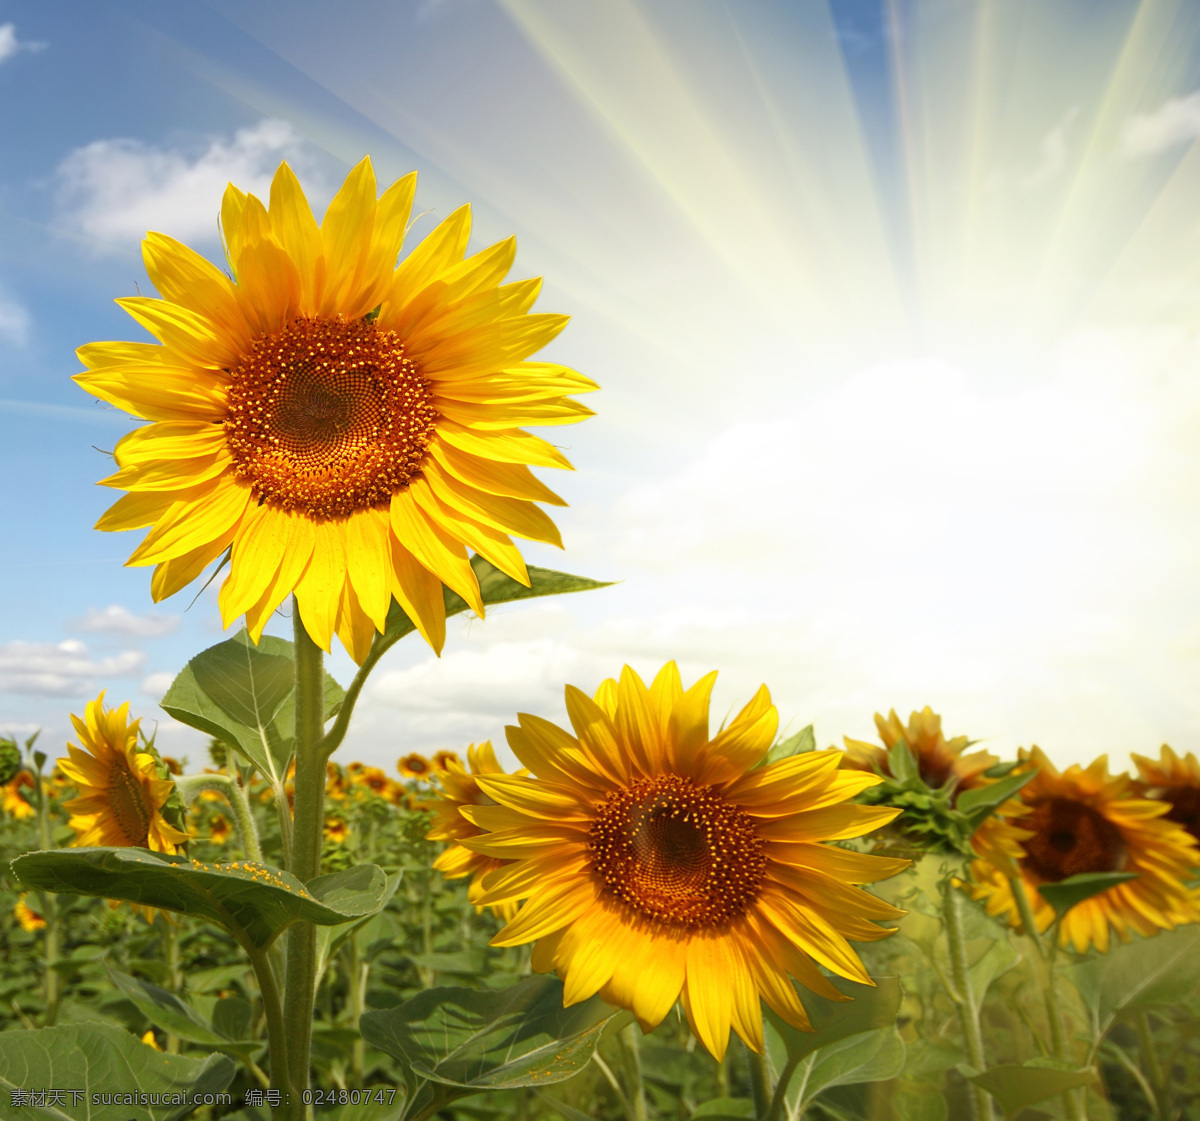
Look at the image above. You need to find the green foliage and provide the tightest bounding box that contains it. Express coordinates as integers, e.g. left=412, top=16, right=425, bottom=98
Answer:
left=968, top=1060, right=1097, bottom=1118
left=0, top=738, right=22, bottom=785
left=360, top=974, right=620, bottom=1118
left=11, top=849, right=386, bottom=951
left=161, top=630, right=344, bottom=786
left=0, top=1021, right=235, bottom=1121
left=1037, top=872, right=1139, bottom=922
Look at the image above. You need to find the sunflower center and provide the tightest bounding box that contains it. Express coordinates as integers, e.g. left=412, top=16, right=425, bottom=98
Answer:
left=225, top=315, right=439, bottom=519
left=1159, top=786, right=1200, bottom=843
left=588, top=774, right=766, bottom=928
left=1020, top=796, right=1125, bottom=882
left=108, top=762, right=152, bottom=847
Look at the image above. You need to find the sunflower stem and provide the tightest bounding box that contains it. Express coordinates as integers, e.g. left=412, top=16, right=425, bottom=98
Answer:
left=1136, top=1011, right=1168, bottom=1120
left=283, top=599, right=327, bottom=1119
left=176, top=773, right=264, bottom=863
left=247, top=943, right=289, bottom=1120
left=616, top=1022, right=648, bottom=1121
left=746, top=1042, right=775, bottom=1120
left=940, top=877, right=993, bottom=1121
left=30, top=753, right=61, bottom=1027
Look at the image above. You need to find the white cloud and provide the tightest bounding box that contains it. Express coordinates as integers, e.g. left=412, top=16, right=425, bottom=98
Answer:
left=1122, top=92, right=1200, bottom=156
left=0, top=23, right=46, bottom=64
left=70, top=605, right=180, bottom=639
left=55, top=119, right=319, bottom=250
left=0, top=291, right=29, bottom=345
left=0, top=639, right=144, bottom=697
left=140, top=672, right=177, bottom=699
left=1019, top=107, right=1079, bottom=189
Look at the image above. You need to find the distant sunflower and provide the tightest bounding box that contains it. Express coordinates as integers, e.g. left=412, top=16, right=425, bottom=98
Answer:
left=969, top=747, right=1200, bottom=952
left=844, top=706, right=995, bottom=792
left=398, top=753, right=433, bottom=781
left=459, top=664, right=908, bottom=1060
left=209, top=814, right=231, bottom=845
left=57, top=693, right=189, bottom=853
left=1132, top=745, right=1200, bottom=849
left=432, top=749, right=461, bottom=773
left=14, top=895, right=46, bottom=933
left=76, top=158, right=595, bottom=661
left=1, top=771, right=36, bottom=821
left=428, top=742, right=523, bottom=922
left=325, top=818, right=349, bottom=844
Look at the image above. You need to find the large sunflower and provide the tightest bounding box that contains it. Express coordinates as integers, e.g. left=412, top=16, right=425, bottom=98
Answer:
left=968, top=747, right=1199, bottom=953
left=1132, top=745, right=1200, bottom=849
left=76, top=158, right=595, bottom=661
left=57, top=693, right=189, bottom=852
left=457, top=664, right=909, bottom=1060
left=843, top=706, right=995, bottom=792
left=428, top=741, right=523, bottom=922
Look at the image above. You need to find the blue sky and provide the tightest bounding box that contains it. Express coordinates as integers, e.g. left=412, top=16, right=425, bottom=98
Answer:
left=5, top=0, right=1200, bottom=777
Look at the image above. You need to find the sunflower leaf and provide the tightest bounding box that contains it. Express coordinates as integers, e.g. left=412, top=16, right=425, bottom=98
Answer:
left=764, top=725, right=816, bottom=766
left=888, top=739, right=921, bottom=785
left=105, top=966, right=261, bottom=1059
left=1063, top=923, right=1200, bottom=1037
left=0, top=1021, right=235, bottom=1121
left=766, top=975, right=903, bottom=1064
left=794, top=1027, right=906, bottom=1113
left=359, top=973, right=618, bottom=1116
left=10, top=849, right=386, bottom=951
left=160, top=629, right=344, bottom=784
left=967, top=1061, right=1097, bottom=1119
left=1037, top=872, right=1139, bottom=922
left=377, top=555, right=611, bottom=653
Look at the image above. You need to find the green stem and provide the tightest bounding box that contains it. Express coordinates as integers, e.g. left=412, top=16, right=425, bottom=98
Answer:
left=1136, top=1012, right=1167, bottom=1119
left=248, top=944, right=289, bottom=1119
left=747, top=1043, right=774, bottom=1121
left=176, top=773, right=264, bottom=862
left=942, top=879, right=991, bottom=1121
left=765, top=1053, right=800, bottom=1121
left=283, top=599, right=327, bottom=1119
left=348, top=934, right=365, bottom=1089
left=164, top=920, right=181, bottom=1053
left=616, top=1022, right=648, bottom=1121
left=32, top=757, right=61, bottom=1027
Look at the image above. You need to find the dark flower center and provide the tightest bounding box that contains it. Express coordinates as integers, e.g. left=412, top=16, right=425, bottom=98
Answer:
left=109, top=761, right=152, bottom=848
left=226, top=315, right=438, bottom=519
left=1020, top=796, right=1125, bottom=882
left=589, top=774, right=766, bottom=928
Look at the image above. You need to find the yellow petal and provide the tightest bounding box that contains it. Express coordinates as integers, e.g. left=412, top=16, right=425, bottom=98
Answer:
left=684, top=937, right=735, bottom=1061
left=344, top=506, right=392, bottom=631
left=116, top=297, right=239, bottom=371
left=389, top=489, right=483, bottom=616
left=320, top=156, right=378, bottom=317
left=128, top=478, right=251, bottom=566
left=293, top=519, right=347, bottom=652
left=268, top=161, right=324, bottom=314
left=490, top=878, right=597, bottom=947
left=437, top=419, right=573, bottom=470
left=388, top=535, right=447, bottom=653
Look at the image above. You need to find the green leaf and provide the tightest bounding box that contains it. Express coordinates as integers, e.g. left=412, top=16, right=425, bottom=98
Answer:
left=891, top=1088, right=948, bottom=1121
left=968, top=938, right=1020, bottom=1003
left=1037, top=872, right=1139, bottom=922
left=888, top=739, right=920, bottom=785
left=160, top=629, right=343, bottom=785
left=11, top=849, right=385, bottom=952
left=765, top=725, right=816, bottom=765
left=533, top=1093, right=596, bottom=1121
left=211, top=996, right=254, bottom=1043
left=957, top=769, right=1038, bottom=826
left=1064, top=923, right=1200, bottom=1037
left=359, top=973, right=618, bottom=1115
left=376, top=555, right=611, bottom=654
left=106, top=968, right=260, bottom=1059
left=691, top=1100, right=755, bottom=1118
left=968, top=1062, right=1096, bottom=1118
left=0, top=1021, right=235, bottom=1121
left=315, top=871, right=402, bottom=987
left=796, top=1028, right=906, bottom=1110
left=902, top=1039, right=964, bottom=1080
left=765, top=975, right=904, bottom=1064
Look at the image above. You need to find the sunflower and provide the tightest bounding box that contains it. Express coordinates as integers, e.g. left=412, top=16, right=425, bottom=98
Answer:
left=76, top=158, right=595, bottom=662
left=325, top=818, right=349, bottom=844
left=14, top=895, right=46, bottom=933
left=352, top=764, right=393, bottom=797
left=1, top=771, right=36, bottom=820
left=456, top=664, right=909, bottom=1060
left=428, top=742, right=525, bottom=922
left=57, top=693, right=189, bottom=852
left=968, top=747, right=1200, bottom=952
left=432, top=749, right=461, bottom=772
left=398, top=753, right=433, bottom=781
left=209, top=813, right=231, bottom=845
left=1132, top=745, right=1200, bottom=849
left=844, top=706, right=995, bottom=792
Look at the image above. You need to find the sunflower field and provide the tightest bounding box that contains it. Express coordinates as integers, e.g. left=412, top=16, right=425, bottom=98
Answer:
left=2, top=159, right=1199, bottom=1121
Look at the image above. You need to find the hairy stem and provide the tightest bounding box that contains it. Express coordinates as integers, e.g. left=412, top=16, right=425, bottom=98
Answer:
left=941, top=879, right=991, bottom=1120
left=747, top=1043, right=775, bottom=1121
left=617, top=1022, right=648, bottom=1121
left=283, top=600, right=326, bottom=1119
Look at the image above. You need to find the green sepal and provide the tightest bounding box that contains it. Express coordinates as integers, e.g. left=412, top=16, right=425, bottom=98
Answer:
left=956, top=768, right=1038, bottom=828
